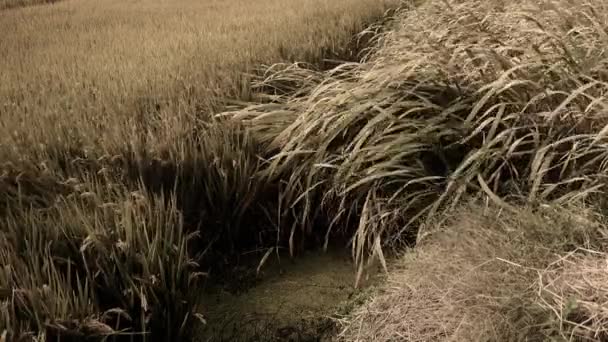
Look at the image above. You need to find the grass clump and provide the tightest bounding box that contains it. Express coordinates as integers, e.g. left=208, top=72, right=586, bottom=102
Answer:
left=120, top=121, right=278, bottom=262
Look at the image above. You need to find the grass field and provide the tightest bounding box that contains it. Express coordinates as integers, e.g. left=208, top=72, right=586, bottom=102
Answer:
left=0, top=0, right=393, bottom=157
left=0, top=0, right=397, bottom=340
left=6, top=0, right=608, bottom=340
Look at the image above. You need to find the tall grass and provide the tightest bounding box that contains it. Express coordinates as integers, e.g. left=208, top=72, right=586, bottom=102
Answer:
left=1, top=174, right=202, bottom=341
left=0, top=0, right=396, bottom=160
left=223, top=0, right=608, bottom=285
left=9, top=0, right=608, bottom=339
left=0, top=0, right=399, bottom=340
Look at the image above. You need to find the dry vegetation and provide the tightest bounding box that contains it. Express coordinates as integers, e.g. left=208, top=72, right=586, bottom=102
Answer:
left=338, top=203, right=608, bottom=341
left=6, top=0, right=608, bottom=339
left=0, top=0, right=394, bottom=157
left=223, top=0, right=608, bottom=281
left=222, top=0, right=608, bottom=339
left=0, top=0, right=397, bottom=340
left=0, top=0, right=58, bottom=11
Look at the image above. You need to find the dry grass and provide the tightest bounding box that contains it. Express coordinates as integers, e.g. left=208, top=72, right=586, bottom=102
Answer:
left=539, top=252, right=608, bottom=341
left=218, top=0, right=608, bottom=338
left=337, top=202, right=608, bottom=341
left=0, top=0, right=395, bottom=158
left=7, top=0, right=608, bottom=339
left=223, top=0, right=608, bottom=284
left=0, top=0, right=398, bottom=340
left=538, top=250, right=608, bottom=341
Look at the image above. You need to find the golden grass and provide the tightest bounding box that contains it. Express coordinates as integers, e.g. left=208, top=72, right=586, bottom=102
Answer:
left=0, top=0, right=398, bottom=340
left=7, top=0, right=608, bottom=339
left=0, top=0, right=395, bottom=157
left=0, top=0, right=58, bottom=11
left=338, top=202, right=608, bottom=341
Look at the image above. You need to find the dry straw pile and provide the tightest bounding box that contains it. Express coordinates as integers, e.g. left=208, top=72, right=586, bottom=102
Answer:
left=338, top=203, right=608, bottom=341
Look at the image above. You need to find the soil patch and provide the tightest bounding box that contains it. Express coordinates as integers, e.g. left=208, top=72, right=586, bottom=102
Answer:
left=195, top=249, right=382, bottom=342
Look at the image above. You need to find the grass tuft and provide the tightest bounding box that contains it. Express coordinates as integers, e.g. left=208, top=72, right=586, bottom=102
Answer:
left=1, top=178, right=203, bottom=341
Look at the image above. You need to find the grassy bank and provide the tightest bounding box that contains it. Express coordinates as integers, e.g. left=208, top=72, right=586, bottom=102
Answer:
left=339, top=203, right=608, bottom=341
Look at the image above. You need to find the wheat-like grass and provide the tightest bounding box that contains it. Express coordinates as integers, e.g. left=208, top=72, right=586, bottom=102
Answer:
left=0, top=0, right=396, bottom=161
left=0, top=0, right=399, bottom=340
left=223, top=0, right=608, bottom=285
left=9, top=0, right=608, bottom=339
left=0, top=176, right=203, bottom=341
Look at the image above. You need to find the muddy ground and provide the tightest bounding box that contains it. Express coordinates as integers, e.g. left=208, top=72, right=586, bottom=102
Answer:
left=195, top=249, right=383, bottom=342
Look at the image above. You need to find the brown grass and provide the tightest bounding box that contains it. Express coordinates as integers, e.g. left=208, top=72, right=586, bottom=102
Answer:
left=538, top=251, right=608, bottom=341
left=338, top=202, right=608, bottom=341
left=0, top=1, right=398, bottom=340
left=0, top=0, right=59, bottom=11
left=0, top=0, right=395, bottom=158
